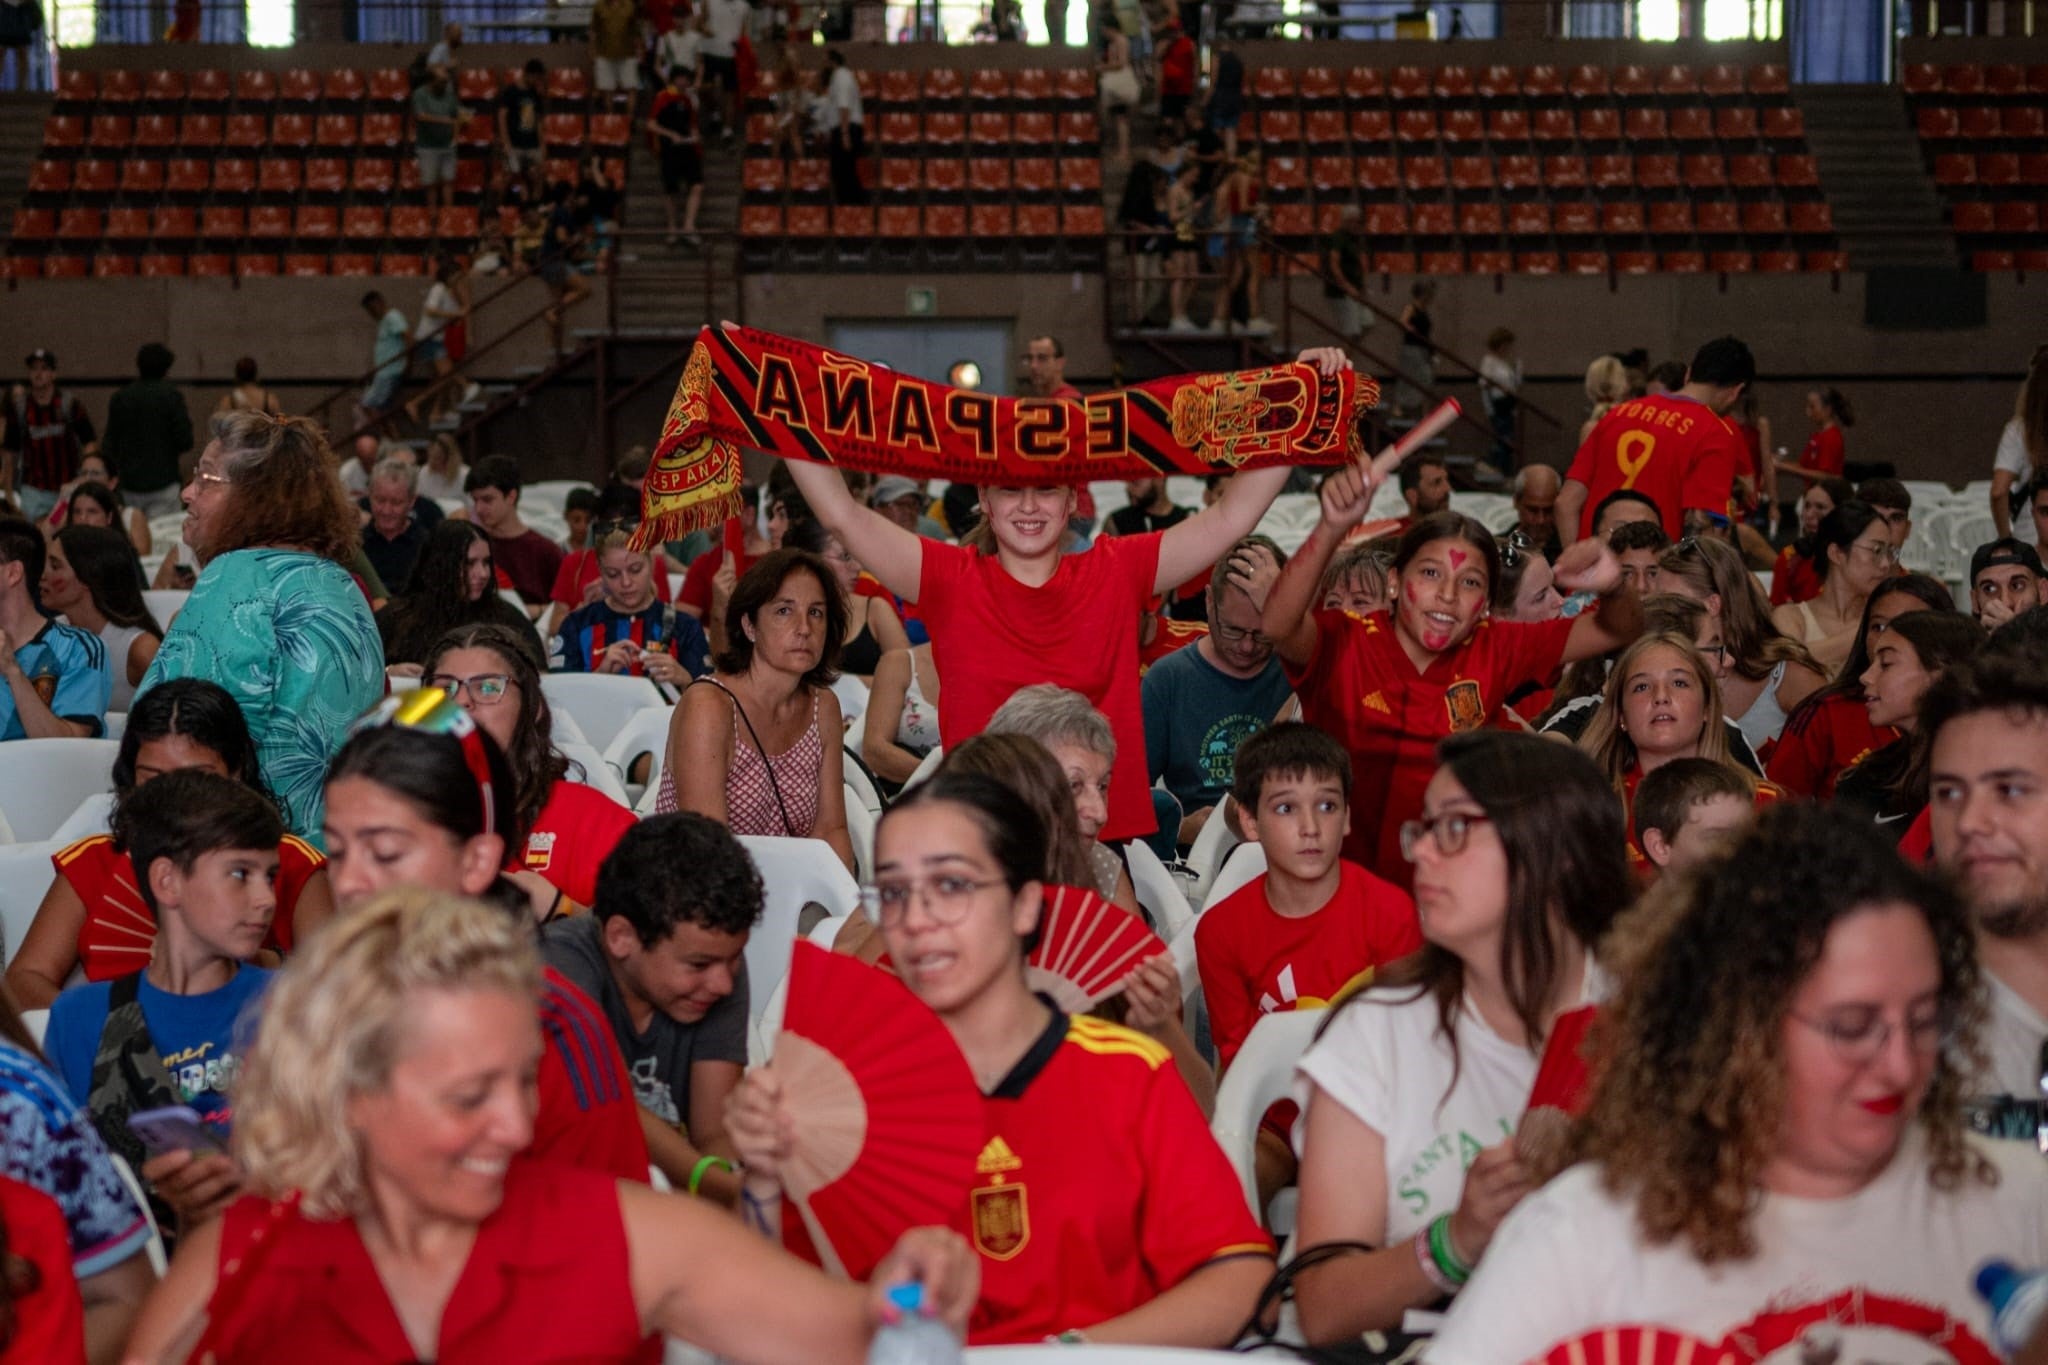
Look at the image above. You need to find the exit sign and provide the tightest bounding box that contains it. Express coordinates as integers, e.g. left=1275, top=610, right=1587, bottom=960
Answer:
left=906, top=287, right=938, bottom=316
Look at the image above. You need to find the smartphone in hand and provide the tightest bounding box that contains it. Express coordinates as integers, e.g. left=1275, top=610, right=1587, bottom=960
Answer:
left=127, top=1104, right=225, bottom=1160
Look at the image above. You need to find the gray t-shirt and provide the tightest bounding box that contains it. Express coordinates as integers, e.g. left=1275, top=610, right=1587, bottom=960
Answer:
left=412, top=82, right=461, bottom=150
left=540, top=915, right=749, bottom=1127
left=1141, top=642, right=1295, bottom=818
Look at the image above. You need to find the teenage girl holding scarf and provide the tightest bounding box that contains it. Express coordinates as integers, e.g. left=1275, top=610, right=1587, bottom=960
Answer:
left=1260, top=443, right=1643, bottom=886
left=785, top=347, right=1351, bottom=845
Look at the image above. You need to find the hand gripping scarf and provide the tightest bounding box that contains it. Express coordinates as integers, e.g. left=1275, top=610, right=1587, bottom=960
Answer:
left=633, top=324, right=1380, bottom=547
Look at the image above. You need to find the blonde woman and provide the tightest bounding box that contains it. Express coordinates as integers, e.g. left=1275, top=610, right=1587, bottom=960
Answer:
left=1578, top=354, right=1631, bottom=445
left=122, top=888, right=977, bottom=1363
left=416, top=432, right=470, bottom=503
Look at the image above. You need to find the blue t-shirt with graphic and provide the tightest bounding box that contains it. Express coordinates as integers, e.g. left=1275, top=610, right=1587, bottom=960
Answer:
left=1140, top=641, right=1295, bottom=818
left=3, top=617, right=111, bottom=740
left=556, top=598, right=710, bottom=677
left=46, top=966, right=274, bottom=1141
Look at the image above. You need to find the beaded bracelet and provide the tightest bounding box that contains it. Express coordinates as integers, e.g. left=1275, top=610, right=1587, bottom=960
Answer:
left=1413, top=1226, right=1460, bottom=1295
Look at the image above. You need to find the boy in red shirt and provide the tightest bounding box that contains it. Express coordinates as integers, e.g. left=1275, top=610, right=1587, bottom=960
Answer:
left=1559, top=335, right=1754, bottom=544
left=1195, top=722, right=1421, bottom=1208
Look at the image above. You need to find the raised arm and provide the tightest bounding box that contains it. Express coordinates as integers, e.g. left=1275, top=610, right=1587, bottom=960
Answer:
left=1261, top=458, right=1376, bottom=669
left=1550, top=537, right=1641, bottom=663
left=785, top=461, right=923, bottom=603
left=1555, top=478, right=1589, bottom=547
left=1153, top=347, right=1351, bottom=594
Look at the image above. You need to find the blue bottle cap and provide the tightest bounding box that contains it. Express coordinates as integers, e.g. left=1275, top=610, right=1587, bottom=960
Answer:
left=1976, top=1259, right=2017, bottom=1301
left=886, top=1281, right=925, bottom=1315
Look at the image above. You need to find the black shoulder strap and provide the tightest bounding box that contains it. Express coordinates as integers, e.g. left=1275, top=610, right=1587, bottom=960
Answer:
left=86, top=971, right=185, bottom=1175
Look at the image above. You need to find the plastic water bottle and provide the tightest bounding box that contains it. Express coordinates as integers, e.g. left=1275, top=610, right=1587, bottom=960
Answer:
left=1976, top=1259, right=2048, bottom=1354
left=866, top=1282, right=962, bottom=1365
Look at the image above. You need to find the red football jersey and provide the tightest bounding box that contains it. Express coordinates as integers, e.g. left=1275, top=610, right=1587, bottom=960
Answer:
left=55, top=831, right=324, bottom=976
left=1194, top=859, right=1420, bottom=1069
left=0, top=1176, right=83, bottom=1365
left=1567, top=394, right=1741, bottom=540
left=520, top=778, right=636, bottom=908
left=532, top=968, right=651, bottom=1184
left=1285, top=610, right=1575, bottom=888
left=1138, top=618, right=1209, bottom=677
left=1623, top=765, right=1783, bottom=868
left=918, top=534, right=1163, bottom=841
left=1800, top=424, right=1845, bottom=477
left=1766, top=691, right=1897, bottom=800
left=1768, top=545, right=1824, bottom=606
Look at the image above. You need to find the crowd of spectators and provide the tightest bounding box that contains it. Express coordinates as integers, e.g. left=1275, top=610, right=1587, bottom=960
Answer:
left=1, top=326, right=2047, bottom=1363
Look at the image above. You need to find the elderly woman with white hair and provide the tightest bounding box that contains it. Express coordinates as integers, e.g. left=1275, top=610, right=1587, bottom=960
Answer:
left=137, top=411, right=384, bottom=844
left=987, top=683, right=1143, bottom=918
left=122, top=887, right=980, bottom=1364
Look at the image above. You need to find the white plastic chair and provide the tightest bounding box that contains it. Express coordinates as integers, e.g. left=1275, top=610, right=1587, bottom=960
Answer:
left=829, top=673, right=869, bottom=730
left=841, top=747, right=884, bottom=816
left=560, top=740, right=631, bottom=806
left=1209, top=1009, right=1326, bottom=1222
left=734, top=836, right=861, bottom=1021
left=103, top=712, right=127, bottom=741
left=0, top=739, right=120, bottom=844
left=108, top=1153, right=168, bottom=1276
left=49, top=792, right=115, bottom=846
left=602, top=704, right=677, bottom=808
left=0, top=840, right=61, bottom=969
left=141, top=589, right=188, bottom=626
left=1200, top=841, right=1268, bottom=913
left=1185, top=800, right=1244, bottom=907
left=844, top=791, right=877, bottom=883
left=520, top=480, right=587, bottom=518
left=899, top=745, right=945, bottom=795
left=539, top=674, right=667, bottom=753
left=1124, top=839, right=1193, bottom=940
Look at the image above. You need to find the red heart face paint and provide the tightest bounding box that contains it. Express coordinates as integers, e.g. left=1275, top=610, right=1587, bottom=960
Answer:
left=1393, top=538, right=1490, bottom=658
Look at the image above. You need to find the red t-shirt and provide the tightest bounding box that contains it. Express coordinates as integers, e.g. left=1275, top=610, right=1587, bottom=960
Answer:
left=1768, top=544, right=1824, bottom=606
left=1138, top=618, right=1209, bottom=677
left=1159, top=35, right=1196, bottom=95
left=1566, top=393, right=1741, bottom=540
left=678, top=544, right=763, bottom=619
left=490, top=528, right=567, bottom=606
left=918, top=534, right=1163, bottom=841
left=1194, top=859, right=1420, bottom=1070
left=54, top=831, right=324, bottom=977
left=534, top=968, right=652, bottom=1184
left=1766, top=691, right=1897, bottom=800
left=1801, top=424, right=1845, bottom=477
left=550, top=548, right=674, bottom=609
left=1623, top=765, right=1783, bottom=868
left=0, top=1176, right=83, bottom=1365
left=205, top=1159, right=655, bottom=1364
left=521, top=778, right=636, bottom=908
left=1898, top=806, right=1933, bottom=866
left=1285, top=610, right=1575, bottom=888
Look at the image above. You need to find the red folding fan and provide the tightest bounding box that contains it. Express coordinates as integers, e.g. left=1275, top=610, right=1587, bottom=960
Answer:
left=775, top=941, right=982, bottom=1282
left=1516, top=1004, right=1600, bottom=1169
left=1025, top=884, right=1168, bottom=1014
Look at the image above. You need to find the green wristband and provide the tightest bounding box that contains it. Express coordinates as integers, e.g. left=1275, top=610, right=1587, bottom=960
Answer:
left=1427, top=1214, right=1471, bottom=1286
left=687, top=1154, right=735, bottom=1196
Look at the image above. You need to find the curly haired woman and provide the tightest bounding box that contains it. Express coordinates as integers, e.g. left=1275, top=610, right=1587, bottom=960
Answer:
left=1427, top=804, right=2048, bottom=1364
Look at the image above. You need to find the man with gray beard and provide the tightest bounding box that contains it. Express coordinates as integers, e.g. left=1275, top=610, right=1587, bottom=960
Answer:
left=1926, top=645, right=2048, bottom=1124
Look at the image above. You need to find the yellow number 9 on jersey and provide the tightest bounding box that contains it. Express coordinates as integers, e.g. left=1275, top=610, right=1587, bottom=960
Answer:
left=1615, top=430, right=1656, bottom=489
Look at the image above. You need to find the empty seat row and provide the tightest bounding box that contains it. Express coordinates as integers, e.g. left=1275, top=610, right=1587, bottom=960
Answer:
left=4, top=251, right=446, bottom=279
left=1932, top=152, right=2048, bottom=187
left=12, top=204, right=483, bottom=243
left=751, top=66, right=1095, bottom=110
left=1970, top=249, right=2048, bottom=272
left=1265, top=152, right=1820, bottom=194
left=1253, top=103, right=1807, bottom=148
left=1271, top=198, right=1834, bottom=237
left=1295, top=248, right=1846, bottom=275
left=55, top=65, right=593, bottom=108
left=740, top=202, right=1105, bottom=237
left=857, top=110, right=1100, bottom=148
left=41, top=111, right=630, bottom=152
left=1248, top=61, right=1790, bottom=103
left=744, top=155, right=1100, bottom=198
left=1900, top=63, right=2048, bottom=97
left=1916, top=106, right=2048, bottom=140
left=27, top=154, right=607, bottom=198
left=1953, top=200, right=2048, bottom=233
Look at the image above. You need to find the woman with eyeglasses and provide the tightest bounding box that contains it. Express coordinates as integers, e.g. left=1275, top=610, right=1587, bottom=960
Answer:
left=1768, top=474, right=1852, bottom=607
left=1427, top=804, right=2046, bottom=1365
left=1262, top=475, right=1640, bottom=888
left=120, top=887, right=977, bottom=1365
left=781, top=516, right=909, bottom=684
left=5, top=678, right=332, bottom=1011
left=1579, top=631, right=1777, bottom=865
left=727, top=770, right=1270, bottom=1347
left=1769, top=574, right=1953, bottom=800
left=1290, top=732, right=1630, bottom=1349
left=137, top=412, right=385, bottom=844
left=376, top=519, right=541, bottom=673
left=656, top=549, right=856, bottom=873
left=553, top=526, right=709, bottom=685
left=1834, top=610, right=1983, bottom=836
left=1654, top=533, right=1825, bottom=758
left=424, top=623, right=636, bottom=909
left=1770, top=499, right=1897, bottom=671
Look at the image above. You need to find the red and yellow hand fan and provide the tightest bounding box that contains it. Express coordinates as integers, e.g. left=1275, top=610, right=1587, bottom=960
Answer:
left=774, top=942, right=981, bottom=1282
left=1025, top=884, right=1168, bottom=1014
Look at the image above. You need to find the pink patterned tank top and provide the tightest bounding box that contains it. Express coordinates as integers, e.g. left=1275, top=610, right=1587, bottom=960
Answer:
left=656, top=683, right=824, bottom=838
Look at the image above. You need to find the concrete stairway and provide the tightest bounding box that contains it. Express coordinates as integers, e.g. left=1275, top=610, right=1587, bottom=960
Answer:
left=1795, top=84, right=1958, bottom=270
left=607, top=115, right=742, bottom=336
left=0, top=93, right=51, bottom=249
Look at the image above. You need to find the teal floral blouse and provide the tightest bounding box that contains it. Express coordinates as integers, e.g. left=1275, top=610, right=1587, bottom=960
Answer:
left=139, top=548, right=384, bottom=846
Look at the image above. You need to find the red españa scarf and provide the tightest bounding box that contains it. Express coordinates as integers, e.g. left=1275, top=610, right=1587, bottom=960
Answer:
left=633, top=324, right=1380, bottom=546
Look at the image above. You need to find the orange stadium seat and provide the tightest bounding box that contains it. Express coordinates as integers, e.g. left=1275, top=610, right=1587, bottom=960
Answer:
left=235, top=254, right=279, bottom=276
left=925, top=112, right=966, bottom=147
left=235, top=71, right=278, bottom=104
left=1487, top=109, right=1530, bottom=141
left=351, top=159, right=394, bottom=194
left=1789, top=201, right=1833, bottom=234
left=740, top=205, right=782, bottom=235
left=969, top=69, right=1010, bottom=102
left=187, top=69, right=229, bottom=103
left=1476, top=65, right=1518, bottom=100
left=1388, top=65, right=1430, bottom=100
left=257, top=158, right=302, bottom=194
left=458, top=68, right=499, bottom=104
left=1750, top=64, right=1790, bottom=96
left=368, top=68, right=410, bottom=104
left=1396, top=109, right=1438, bottom=143
left=1442, top=109, right=1483, bottom=143
left=88, top=116, right=133, bottom=150
left=1343, top=66, right=1384, bottom=100
left=1662, top=250, right=1706, bottom=272
left=1458, top=202, right=1502, bottom=236
left=589, top=114, right=631, bottom=148
left=1013, top=156, right=1055, bottom=193
left=134, top=114, right=177, bottom=149
left=55, top=69, right=95, bottom=104
left=27, top=159, right=70, bottom=194
left=1944, top=64, right=1985, bottom=96
left=1298, top=67, right=1340, bottom=102
left=1602, top=201, right=1647, bottom=234
left=1614, top=249, right=1657, bottom=273
left=1358, top=155, right=1398, bottom=190
left=548, top=67, right=591, bottom=103
left=1305, top=109, right=1346, bottom=146
left=1419, top=249, right=1463, bottom=274
left=1776, top=154, right=1819, bottom=187
left=361, top=112, right=405, bottom=148
left=1567, top=65, right=1610, bottom=98
left=187, top=253, right=231, bottom=276
left=1517, top=250, right=1561, bottom=273
left=1056, top=112, right=1097, bottom=146
left=1251, top=67, right=1294, bottom=101
left=1709, top=250, right=1753, bottom=273
left=152, top=206, right=195, bottom=238
left=1568, top=249, right=1610, bottom=274
left=1059, top=158, right=1100, bottom=194
left=295, top=205, right=339, bottom=239
left=331, top=253, right=376, bottom=277
left=1578, top=108, right=1620, bottom=141
left=1532, top=108, right=1575, bottom=143
left=1062, top=205, right=1104, bottom=235
left=201, top=206, right=247, bottom=239
left=1522, top=65, right=1565, bottom=98
left=1404, top=157, right=1447, bottom=191
left=1742, top=200, right=1787, bottom=233
left=324, top=69, right=366, bottom=103
left=1763, top=106, right=1804, bottom=140
left=72, top=159, right=118, bottom=194
left=248, top=204, right=291, bottom=238
left=1669, top=106, right=1714, bottom=140
left=223, top=113, right=268, bottom=149
left=278, top=68, right=322, bottom=102
left=1434, top=66, right=1474, bottom=99
left=305, top=157, right=347, bottom=193
left=139, top=253, right=185, bottom=277
left=283, top=253, right=328, bottom=276
left=1553, top=202, right=1598, bottom=234
left=1015, top=203, right=1059, bottom=235
left=923, top=69, right=964, bottom=102
left=56, top=206, right=103, bottom=240
left=1412, top=202, right=1453, bottom=234
left=1612, top=65, right=1656, bottom=98
left=98, top=69, right=142, bottom=103
left=438, top=206, right=479, bottom=237
left=1624, top=107, right=1667, bottom=141
left=1508, top=202, right=1550, bottom=235
left=1648, top=201, right=1693, bottom=234
left=833, top=205, right=874, bottom=236
left=1449, top=155, right=1493, bottom=190
left=968, top=157, right=1010, bottom=195
left=9, top=208, right=53, bottom=239
left=179, top=114, right=223, bottom=148
left=1351, top=109, right=1393, bottom=143
left=1757, top=249, right=1801, bottom=272
left=1696, top=200, right=1739, bottom=232
left=117, top=159, right=163, bottom=194
left=1365, top=203, right=1406, bottom=235
left=93, top=254, right=138, bottom=278
left=1468, top=248, right=1512, bottom=274
left=1372, top=251, right=1418, bottom=273
left=41, top=255, right=90, bottom=278
left=1730, top=153, right=1773, bottom=189
left=316, top=114, right=358, bottom=148
left=1716, top=107, right=1759, bottom=140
